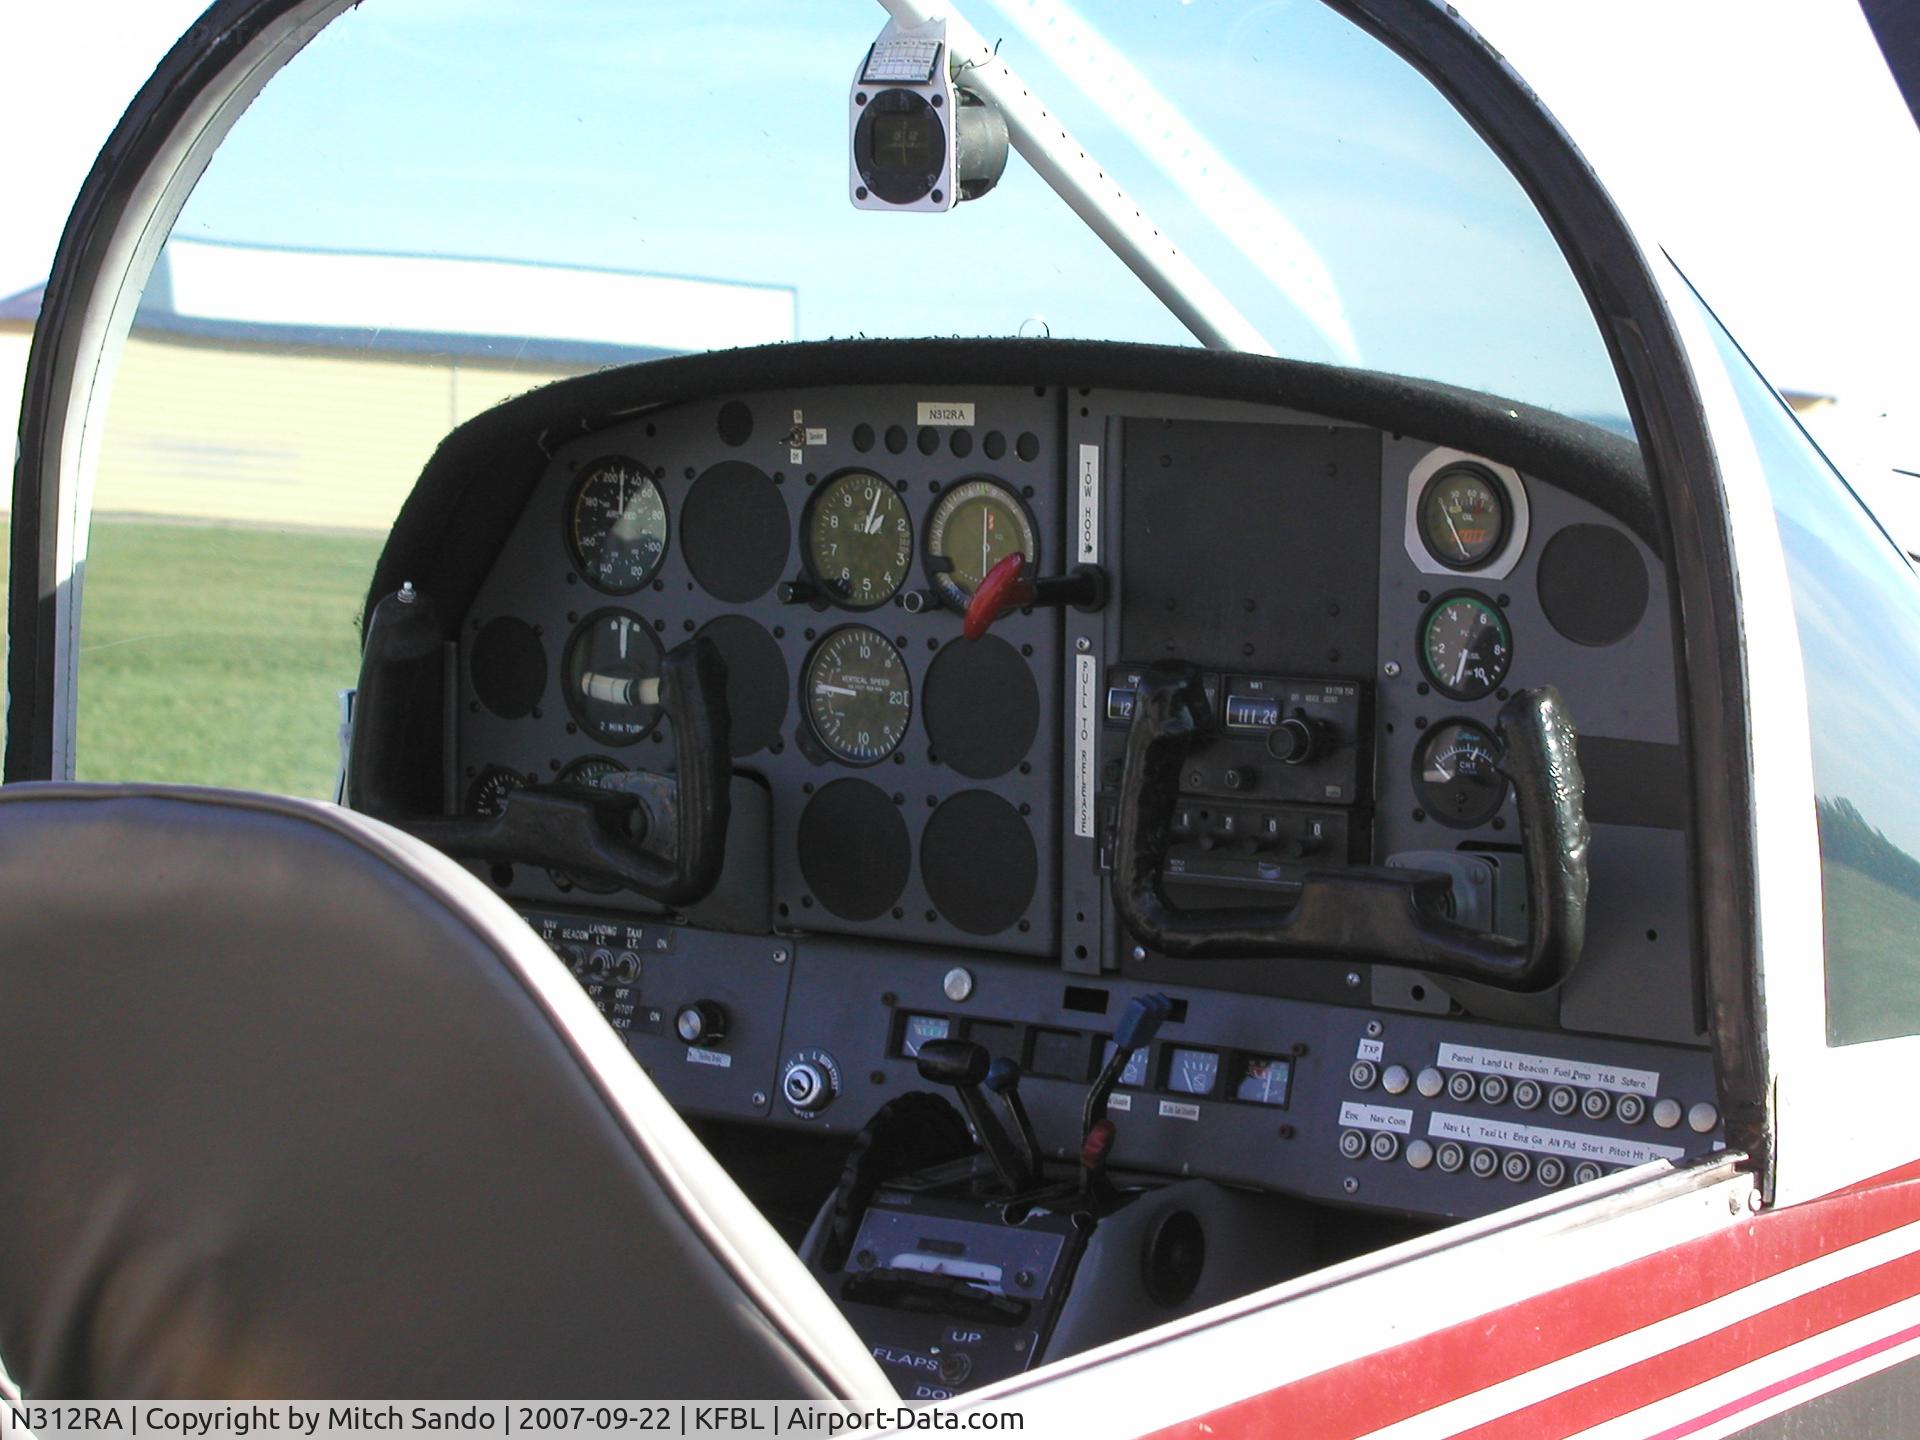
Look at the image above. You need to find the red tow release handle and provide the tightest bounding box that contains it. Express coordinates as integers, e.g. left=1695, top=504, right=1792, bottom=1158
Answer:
left=963, top=552, right=1036, bottom=641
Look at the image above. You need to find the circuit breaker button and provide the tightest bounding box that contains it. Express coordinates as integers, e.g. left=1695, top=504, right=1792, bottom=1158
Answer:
left=1369, top=1131, right=1400, bottom=1162
left=1468, top=1147, right=1500, bottom=1179
left=1536, top=1156, right=1567, bottom=1187
left=1446, top=1071, right=1477, bottom=1103
left=1405, top=1139, right=1434, bottom=1170
left=1415, top=1067, right=1445, bottom=1098
left=1652, top=1098, right=1684, bottom=1129
left=1548, top=1085, right=1578, bottom=1116
left=1435, top=1141, right=1466, bottom=1173
left=1688, top=1102, right=1720, bottom=1134
left=1574, top=1161, right=1604, bottom=1185
left=1512, top=1079, right=1543, bottom=1110
left=1478, top=1075, right=1510, bottom=1106
left=1614, top=1093, right=1647, bottom=1125
left=1580, top=1089, right=1613, bottom=1121
left=1502, top=1151, right=1532, bottom=1183
left=1381, top=1064, right=1411, bottom=1096
left=1349, top=1060, right=1378, bottom=1091
left=1339, top=1129, right=1368, bottom=1160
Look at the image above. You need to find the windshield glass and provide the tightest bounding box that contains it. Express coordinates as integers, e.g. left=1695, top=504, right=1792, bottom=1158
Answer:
left=162, top=0, right=1628, bottom=429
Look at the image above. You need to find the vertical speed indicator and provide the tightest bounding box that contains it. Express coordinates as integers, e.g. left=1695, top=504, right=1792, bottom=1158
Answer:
left=802, top=626, right=912, bottom=764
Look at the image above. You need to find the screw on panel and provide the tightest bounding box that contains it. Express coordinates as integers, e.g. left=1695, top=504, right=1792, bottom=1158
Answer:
left=772, top=949, right=789, bottom=964
left=1383, top=660, right=1400, bottom=677
left=1075, top=636, right=1091, bottom=652
left=1342, top=1177, right=1360, bottom=1194
left=750, top=1091, right=768, bottom=1108
left=1345, top=971, right=1362, bottom=988
left=1131, top=946, right=1147, bottom=962
left=1365, top=1019, right=1383, bottom=1037
left=397, top=582, right=417, bottom=604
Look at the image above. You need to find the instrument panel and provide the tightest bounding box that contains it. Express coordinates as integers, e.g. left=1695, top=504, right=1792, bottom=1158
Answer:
left=446, top=357, right=1711, bottom=1222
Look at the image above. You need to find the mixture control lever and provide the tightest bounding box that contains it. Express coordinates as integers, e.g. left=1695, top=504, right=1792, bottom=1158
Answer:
left=916, top=1040, right=1035, bottom=1194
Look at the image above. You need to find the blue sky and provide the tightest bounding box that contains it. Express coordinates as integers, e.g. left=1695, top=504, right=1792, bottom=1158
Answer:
left=10, top=0, right=1629, bottom=423
left=2, top=1, right=1913, bottom=460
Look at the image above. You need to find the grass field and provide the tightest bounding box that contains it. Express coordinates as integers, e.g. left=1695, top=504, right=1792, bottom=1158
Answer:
left=1822, top=860, right=1920, bottom=1043
left=3, top=518, right=383, bottom=798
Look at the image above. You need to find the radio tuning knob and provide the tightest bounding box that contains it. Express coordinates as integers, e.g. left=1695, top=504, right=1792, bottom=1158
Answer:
left=1266, top=716, right=1326, bottom=766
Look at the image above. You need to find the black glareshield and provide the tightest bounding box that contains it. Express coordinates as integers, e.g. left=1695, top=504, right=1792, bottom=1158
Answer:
left=349, top=588, right=733, bottom=909
left=1112, top=665, right=1589, bottom=992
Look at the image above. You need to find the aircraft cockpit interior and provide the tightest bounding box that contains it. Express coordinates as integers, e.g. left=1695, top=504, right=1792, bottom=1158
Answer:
left=9, top=0, right=1738, bottom=1404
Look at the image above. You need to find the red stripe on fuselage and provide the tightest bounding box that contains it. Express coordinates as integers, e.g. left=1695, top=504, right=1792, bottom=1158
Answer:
left=1457, top=1249, right=1920, bottom=1438
left=1146, top=1178, right=1920, bottom=1440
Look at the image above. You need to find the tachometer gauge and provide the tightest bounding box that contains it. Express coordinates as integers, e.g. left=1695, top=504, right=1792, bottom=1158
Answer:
left=566, top=457, right=669, bottom=593
left=1419, top=591, right=1512, bottom=701
left=803, top=625, right=912, bottom=764
left=549, top=755, right=630, bottom=895
left=925, top=478, right=1038, bottom=609
left=803, top=471, right=914, bottom=608
left=563, top=609, right=664, bottom=744
left=1418, top=463, right=1509, bottom=570
left=1413, top=719, right=1508, bottom=828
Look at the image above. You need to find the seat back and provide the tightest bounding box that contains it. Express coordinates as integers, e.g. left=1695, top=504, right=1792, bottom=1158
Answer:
left=0, top=783, right=884, bottom=1400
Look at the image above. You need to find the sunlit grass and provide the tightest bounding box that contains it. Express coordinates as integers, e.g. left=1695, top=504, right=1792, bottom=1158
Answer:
left=66, top=519, right=382, bottom=798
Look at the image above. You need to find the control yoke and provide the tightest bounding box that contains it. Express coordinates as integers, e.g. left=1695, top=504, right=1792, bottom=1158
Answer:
left=347, top=587, right=732, bottom=909
left=1112, top=665, right=1590, bottom=992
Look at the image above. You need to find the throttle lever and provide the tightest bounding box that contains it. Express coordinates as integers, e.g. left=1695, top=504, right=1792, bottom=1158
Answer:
left=1112, top=665, right=1589, bottom=991
left=917, top=1040, right=1034, bottom=1195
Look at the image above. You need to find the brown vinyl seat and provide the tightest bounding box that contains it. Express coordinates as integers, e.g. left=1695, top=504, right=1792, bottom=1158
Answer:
left=0, top=783, right=886, bottom=1401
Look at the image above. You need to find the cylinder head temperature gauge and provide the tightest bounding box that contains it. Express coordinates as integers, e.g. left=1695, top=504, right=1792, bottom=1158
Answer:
left=1420, top=592, right=1512, bottom=701
left=1413, top=719, right=1508, bottom=829
left=925, top=478, right=1038, bottom=610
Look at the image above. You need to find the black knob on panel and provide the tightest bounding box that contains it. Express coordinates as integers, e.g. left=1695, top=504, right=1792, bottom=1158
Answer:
left=675, top=1000, right=728, bottom=1046
left=1223, top=766, right=1256, bottom=791
left=776, top=578, right=820, bottom=605
left=1266, top=716, right=1325, bottom=766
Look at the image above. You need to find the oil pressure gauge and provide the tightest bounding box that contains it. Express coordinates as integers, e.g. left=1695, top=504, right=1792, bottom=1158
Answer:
left=1413, top=719, right=1507, bottom=829
left=1418, top=463, right=1509, bottom=570
left=1419, top=592, right=1512, bottom=701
